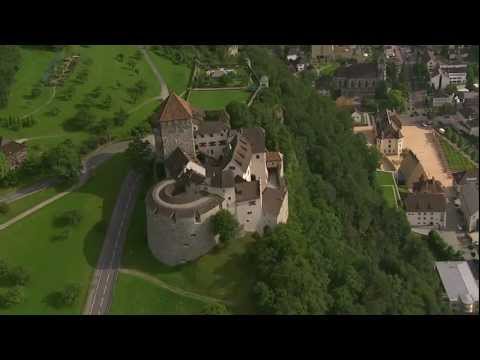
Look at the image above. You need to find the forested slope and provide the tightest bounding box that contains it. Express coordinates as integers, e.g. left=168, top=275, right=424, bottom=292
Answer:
left=226, top=46, right=449, bottom=315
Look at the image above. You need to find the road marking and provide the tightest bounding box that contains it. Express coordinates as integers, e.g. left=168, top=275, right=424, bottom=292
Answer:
left=106, top=273, right=110, bottom=282
left=100, top=297, right=104, bottom=307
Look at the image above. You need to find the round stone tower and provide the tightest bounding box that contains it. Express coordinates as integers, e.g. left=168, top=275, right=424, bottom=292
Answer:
left=145, top=179, right=222, bottom=266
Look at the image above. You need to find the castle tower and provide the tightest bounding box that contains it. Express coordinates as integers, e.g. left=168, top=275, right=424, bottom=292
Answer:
left=151, top=93, right=196, bottom=162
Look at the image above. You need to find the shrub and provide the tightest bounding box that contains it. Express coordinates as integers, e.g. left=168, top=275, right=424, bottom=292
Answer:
left=211, top=210, right=239, bottom=243
left=0, top=286, right=25, bottom=308
left=0, top=201, right=10, bottom=214
left=55, top=210, right=83, bottom=227
left=8, top=266, right=30, bottom=286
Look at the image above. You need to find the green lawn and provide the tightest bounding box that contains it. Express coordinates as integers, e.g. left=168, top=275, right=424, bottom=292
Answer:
left=110, top=179, right=256, bottom=314
left=0, top=154, right=130, bottom=314
left=381, top=186, right=397, bottom=208
left=376, top=170, right=396, bottom=187
left=439, top=137, right=478, bottom=172
left=0, top=184, right=68, bottom=224
left=109, top=273, right=206, bottom=315
left=189, top=89, right=250, bottom=110
left=376, top=171, right=398, bottom=208
left=0, top=45, right=162, bottom=153
left=149, top=52, right=191, bottom=94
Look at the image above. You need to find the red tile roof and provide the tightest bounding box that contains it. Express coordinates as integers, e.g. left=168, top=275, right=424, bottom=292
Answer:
left=156, top=93, right=193, bottom=123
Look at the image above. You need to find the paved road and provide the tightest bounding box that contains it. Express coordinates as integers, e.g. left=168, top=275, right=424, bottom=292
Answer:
left=137, top=45, right=169, bottom=99
left=83, top=171, right=142, bottom=315
left=0, top=178, right=60, bottom=204
left=0, top=140, right=130, bottom=205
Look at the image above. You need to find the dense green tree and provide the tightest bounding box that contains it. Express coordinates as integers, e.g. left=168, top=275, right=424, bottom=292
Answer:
left=0, top=201, right=10, bottom=214
left=42, top=139, right=82, bottom=182
left=55, top=210, right=83, bottom=227
left=58, top=283, right=81, bottom=306
left=0, top=286, right=25, bottom=307
left=211, top=210, right=239, bottom=243
left=7, top=266, right=30, bottom=286
left=113, top=107, right=129, bottom=126
left=125, top=136, right=153, bottom=173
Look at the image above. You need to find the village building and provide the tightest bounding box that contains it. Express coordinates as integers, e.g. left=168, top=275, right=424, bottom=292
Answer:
left=435, top=261, right=479, bottom=314
left=147, top=93, right=288, bottom=266
left=333, top=61, right=386, bottom=98
left=430, top=64, right=468, bottom=90
left=374, top=109, right=403, bottom=155
left=0, top=137, right=28, bottom=170
left=404, top=192, right=447, bottom=229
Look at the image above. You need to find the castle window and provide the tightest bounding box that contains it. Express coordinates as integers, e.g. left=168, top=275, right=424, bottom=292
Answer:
left=209, top=141, right=216, bottom=146
left=246, top=219, right=250, bottom=223
left=228, top=196, right=231, bottom=200
left=190, top=233, right=196, bottom=237
left=210, top=134, right=214, bottom=137
left=229, top=166, right=236, bottom=171
left=256, top=154, right=260, bottom=159
left=247, top=211, right=253, bottom=215
left=219, top=140, right=227, bottom=146
left=251, top=175, right=256, bottom=181
left=199, top=142, right=207, bottom=147
left=249, top=201, right=256, bottom=206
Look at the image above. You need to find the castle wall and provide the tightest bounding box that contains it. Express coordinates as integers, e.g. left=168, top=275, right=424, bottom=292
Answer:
left=262, top=191, right=289, bottom=231
left=195, top=131, right=229, bottom=159
left=158, top=119, right=195, bottom=161
left=146, top=197, right=220, bottom=266
left=236, top=196, right=263, bottom=233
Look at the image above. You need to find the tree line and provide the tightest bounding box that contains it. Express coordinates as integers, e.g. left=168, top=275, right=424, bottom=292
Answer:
left=0, top=46, right=21, bottom=109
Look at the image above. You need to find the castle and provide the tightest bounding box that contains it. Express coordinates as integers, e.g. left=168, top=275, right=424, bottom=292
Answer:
left=145, top=93, right=289, bottom=266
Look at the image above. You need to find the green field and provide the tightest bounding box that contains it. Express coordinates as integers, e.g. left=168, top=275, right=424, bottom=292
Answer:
left=376, top=171, right=398, bottom=208
left=110, top=180, right=256, bottom=314
left=189, top=89, right=250, bottom=110
left=0, top=154, right=130, bottom=314
left=109, top=273, right=206, bottom=315
left=439, top=137, right=478, bottom=172
left=149, top=52, right=191, bottom=94
left=0, top=184, right=68, bottom=224
left=0, top=45, right=162, bottom=153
